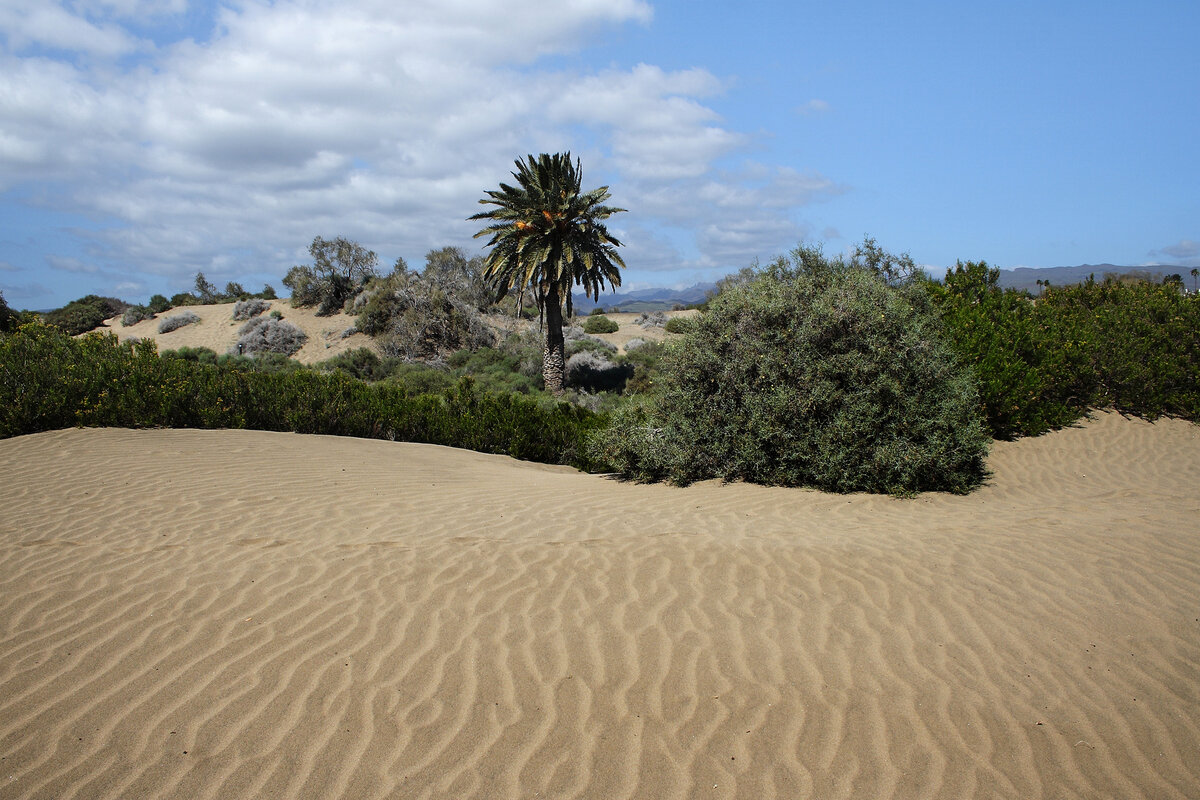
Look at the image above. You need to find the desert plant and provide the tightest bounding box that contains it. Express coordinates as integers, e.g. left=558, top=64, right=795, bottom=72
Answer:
left=284, top=236, right=379, bottom=315
left=565, top=350, right=633, bottom=393
left=583, top=314, right=619, bottom=334
left=354, top=268, right=493, bottom=359
left=158, top=311, right=201, bottom=333
left=592, top=247, right=990, bottom=494
left=232, top=298, right=270, bottom=321
left=236, top=316, right=307, bottom=356
left=44, top=295, right=129, bottom=335
left=121, top=306, right=156, bottom=326
left=663, top=315, right=695, bottom=334
left=470, top=152, right=626, bottom=394
left=636, top=311, right=666, bottom=329
left=147, top=294, right=171, bottom=314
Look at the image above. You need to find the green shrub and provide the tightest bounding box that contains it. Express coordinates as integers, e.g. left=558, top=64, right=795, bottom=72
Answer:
left=0, top=291, right=16, bottom=334
left=591, top=249, right=990, bottom=494
left=158, top=311, right=200, bottom=333
left=147, top=294, right=171, bottom=314
left=0, top=324, right=604, bottom=469
left=44, top=295, right=129, bottom=335
left=663, top=315, right=695, bottom=334
left=583, top=314, right=619, bottom=334
left=926, top=263, right=1200, bottom=437
left=169, top=292, right=201, bottom=307
left=589, top=307, right=606, bottom=316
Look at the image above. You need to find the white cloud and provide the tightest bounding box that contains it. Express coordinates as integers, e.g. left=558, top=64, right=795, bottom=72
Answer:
left=798, top=98, right=830, bottom=115
left=0, top=0, right=838, bottom=298
left=1154, top=239, right=1200, bottom=261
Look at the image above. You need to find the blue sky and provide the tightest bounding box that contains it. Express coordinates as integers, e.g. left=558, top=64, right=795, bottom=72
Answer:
left=1, top=0, right=1197, bottom=309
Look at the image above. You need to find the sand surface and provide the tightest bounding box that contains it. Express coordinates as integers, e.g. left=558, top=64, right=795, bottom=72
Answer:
left=1, top=412, right=1198, bottom=799
left=102, top=302, right=380, bottom=365
left=100, top=303, right=693, bottom=361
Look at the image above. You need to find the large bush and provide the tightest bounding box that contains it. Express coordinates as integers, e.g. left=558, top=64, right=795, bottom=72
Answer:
left=592, top=248, right=990, bottom=494
left=283, top=236, right=380, bottom=315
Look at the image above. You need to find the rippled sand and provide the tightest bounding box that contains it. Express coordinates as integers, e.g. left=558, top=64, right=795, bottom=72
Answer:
left=1, top=412, right=1198, bottom=799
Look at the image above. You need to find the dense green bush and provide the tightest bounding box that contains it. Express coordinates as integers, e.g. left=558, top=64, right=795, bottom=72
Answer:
left=44, top=295, right=129, bottom=335
left=0, top=324, right=605, bottom=469
left=147, top=294, right=171, bottom=314
left=926, top=262, right=1200, bottom=438
left=592, top=249, right=990, bottom=494
left=583, top=314, right=619, bottom=334
left=663, top=315, right=695, bottom=334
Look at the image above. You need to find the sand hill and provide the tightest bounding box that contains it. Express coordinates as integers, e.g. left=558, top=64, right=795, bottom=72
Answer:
left=100, top=302, right=691, bottom=363
left=1, top=411, right=1198, bottom=798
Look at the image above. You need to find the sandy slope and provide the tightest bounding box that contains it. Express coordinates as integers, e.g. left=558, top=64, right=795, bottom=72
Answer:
left=98, top=303, right=694, bottom=362
left=100, top=302, right=380, bottom=365
left=1, top=412, right=1198, bottom=799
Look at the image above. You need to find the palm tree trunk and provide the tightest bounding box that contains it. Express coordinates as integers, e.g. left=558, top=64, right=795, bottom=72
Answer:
left=542, top=284, right=566, bottom=394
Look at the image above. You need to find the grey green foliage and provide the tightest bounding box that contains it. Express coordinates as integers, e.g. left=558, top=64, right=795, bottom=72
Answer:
left=591, top=244, right=991, bottom=494
left=353, top=261, right=494, bottom=359
left=236, top=316, right=308, bottom=356
left=121, top=306, right=156, bottom=326
left=284, top=236, right=380, bottom=315
left=232, top=298, right=270, bottom=321
left=158, top=311, right=200, bottom=333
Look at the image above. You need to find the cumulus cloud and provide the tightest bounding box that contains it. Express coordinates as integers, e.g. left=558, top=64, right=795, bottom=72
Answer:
left=0, top=0, right=837, bottom=302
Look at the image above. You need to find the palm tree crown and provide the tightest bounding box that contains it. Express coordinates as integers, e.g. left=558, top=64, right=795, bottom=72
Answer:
left=470, top=153, right=626, bottom=393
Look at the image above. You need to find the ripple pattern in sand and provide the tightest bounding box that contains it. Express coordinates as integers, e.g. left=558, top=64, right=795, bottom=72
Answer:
left=2, top=419, right=1199, bottom=799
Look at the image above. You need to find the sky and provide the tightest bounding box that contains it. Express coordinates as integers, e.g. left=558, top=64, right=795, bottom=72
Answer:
left=1, top=0, right=1197, bottom=310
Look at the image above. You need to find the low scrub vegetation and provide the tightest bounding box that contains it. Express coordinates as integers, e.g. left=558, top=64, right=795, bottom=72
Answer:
left=236, top=316, right=308, bottom=356
left=0, top=323, right=604, bottom=469
left=582, top=314, right=618, bottom=334
left=158, top=311, right=200, bottom=333
left=926, top=262, right=1200, bottom=438
left=232, top=298, right=271, bottom=320
left=44, top=295, right=130, bottom=336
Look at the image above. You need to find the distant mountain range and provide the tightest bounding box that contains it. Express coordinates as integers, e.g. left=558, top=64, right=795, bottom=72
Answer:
left=992, top=264, right=1197, bottom=293
left=575, top=264, right=1198, bottom=311
left=573, top=282, right=716, bottom=313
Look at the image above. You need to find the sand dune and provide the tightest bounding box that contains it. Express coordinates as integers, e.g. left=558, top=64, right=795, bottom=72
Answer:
left=1, top=412, right=1198, bottom=799
left=99, top=303, right=692, bottom=363
left=101, top=301, right=380, bottom=365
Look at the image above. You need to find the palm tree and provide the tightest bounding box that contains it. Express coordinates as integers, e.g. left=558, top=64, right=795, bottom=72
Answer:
left=470, top=153, right=626, bottom=394
left=1191, top=267, right=1198, bottom=294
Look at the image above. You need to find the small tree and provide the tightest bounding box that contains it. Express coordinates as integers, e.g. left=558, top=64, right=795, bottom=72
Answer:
left=284, top=236, right=379, bottom=315
left=194, top=272, right=218, bottom=303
